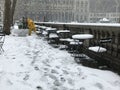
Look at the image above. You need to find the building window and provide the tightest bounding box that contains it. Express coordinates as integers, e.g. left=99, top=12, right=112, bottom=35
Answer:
left=0, top=12, right=2, bottom=17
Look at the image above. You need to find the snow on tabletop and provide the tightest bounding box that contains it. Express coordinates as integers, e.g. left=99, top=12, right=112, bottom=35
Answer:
left=59, top=38, right=73, bottom=42
left=42, top=31, right=48, bottom=35
left=72, top=34, right=94, bottom=39
left=89, top=46, right=107, bottom=52
left=49, top=33, right=58, bottom=38
left=70, top=41, right=83, bottom=45
left=46, top=28, right=57, bottom=31
left=0, top=31, right=120, bottom=90
left=39, top=26, right=47, bottom=29
left=57, top=30, right=70, bottom=33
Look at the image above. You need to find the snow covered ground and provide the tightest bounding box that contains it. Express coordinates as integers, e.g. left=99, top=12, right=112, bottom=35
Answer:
left=0, top=32, right=120, bottom=90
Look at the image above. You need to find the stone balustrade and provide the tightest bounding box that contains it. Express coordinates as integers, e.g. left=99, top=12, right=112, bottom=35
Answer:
left=35, top=22, right=120, bottom=73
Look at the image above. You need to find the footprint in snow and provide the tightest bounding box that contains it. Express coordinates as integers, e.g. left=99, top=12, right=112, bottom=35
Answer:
left=51, top=69, right=59, bottom=74
left=55, top=66, right=60, bottom=69
left=12, top=57, right=16, bottom=59
left=6, top=79, right=13, bottom=86
left=23, top=74, right=29, bottom=81
left=20, top=64, right=24, bottom=67
left=53, top=80, right=62, bottom=86
left=36, top=86, right=43, bottom=90
left=62, top=69, right=69, bottom=75
left=94, top=83, right=103, bottom=90
left=60, top=77, right=66, bottom=83
left=34, top=66, right=39, bottom=71
left=48, top=74, right=57, bottom=81
left=67, top=78, right=75, bottom=85
left=43, top=67, right=50, bottom=72
left=114, top=81, right=120, bottom=86
left=79, top=87, right=86, bottom=90
left=52, top=87, right=59, bottom=90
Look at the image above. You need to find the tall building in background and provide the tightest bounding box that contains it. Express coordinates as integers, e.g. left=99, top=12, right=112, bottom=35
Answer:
left=14, top=0, right=120, bottom=23
left=0, top=0, right=4, bottom=24
left=14, top=0, right=89, bottom=23
left=89, top=0, right=120, bottom=23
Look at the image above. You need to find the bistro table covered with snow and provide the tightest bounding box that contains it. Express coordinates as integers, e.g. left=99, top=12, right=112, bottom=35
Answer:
left=72, top=34, right=94, bottom=40
left=71, top=34, right=94, bottom=60
left=71, top=34, right=94, bottom=49
left=57, top=30, right=70, bottom=34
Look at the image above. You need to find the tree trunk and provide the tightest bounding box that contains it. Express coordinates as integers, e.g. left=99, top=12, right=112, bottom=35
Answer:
left=11, top=0, right=17, bottom=26
left=3, top=0, right=11, bottom=35
left=3, top=0, right=17, bottom=35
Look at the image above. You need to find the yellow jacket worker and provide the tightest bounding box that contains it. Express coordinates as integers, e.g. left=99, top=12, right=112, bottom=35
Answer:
left=27, top=18, right=36, bottom=35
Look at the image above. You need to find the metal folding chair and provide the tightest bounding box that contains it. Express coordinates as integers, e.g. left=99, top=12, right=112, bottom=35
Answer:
left=0, top=32, right=5, bottom=53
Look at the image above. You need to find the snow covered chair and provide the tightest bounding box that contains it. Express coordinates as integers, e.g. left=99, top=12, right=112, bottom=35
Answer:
left=46, top=28, right=59, bottom=46
left=46, top=27, right=57, bottom=40
left=48, top=33, right=59, bottom=45
left=0, top=32, right=5, bottom=53
left=57, top=30, right=71, bottom=50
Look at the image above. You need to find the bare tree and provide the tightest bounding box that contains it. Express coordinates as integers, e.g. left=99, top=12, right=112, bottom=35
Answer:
left=3, top=0, right=11, bottom=35
left=11, top=0, right=18, bottom=26
left=3, top=0, right=17, bottom=35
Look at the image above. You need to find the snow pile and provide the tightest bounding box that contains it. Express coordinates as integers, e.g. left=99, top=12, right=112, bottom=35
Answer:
left=0, top=33, right=120, bottom=90
left=14, top=24, right=19, bottom=29
left=11, top=24, right=29, bottom=36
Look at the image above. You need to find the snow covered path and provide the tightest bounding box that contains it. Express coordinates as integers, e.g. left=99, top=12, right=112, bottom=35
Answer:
left=0, top=35, right=120, bottom=90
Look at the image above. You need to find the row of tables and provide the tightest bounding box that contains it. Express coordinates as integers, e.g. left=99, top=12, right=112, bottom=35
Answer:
left=36, top=25, right=107, bottom=64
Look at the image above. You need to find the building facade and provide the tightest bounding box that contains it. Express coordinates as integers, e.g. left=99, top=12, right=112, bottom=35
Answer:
left=14, top=0, right=89, bottom=23
left=14, top=0, right=120, bottom=23
left=89, top=0, right=120, bottom=23
left=89, top=13, right=120, bottom=23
